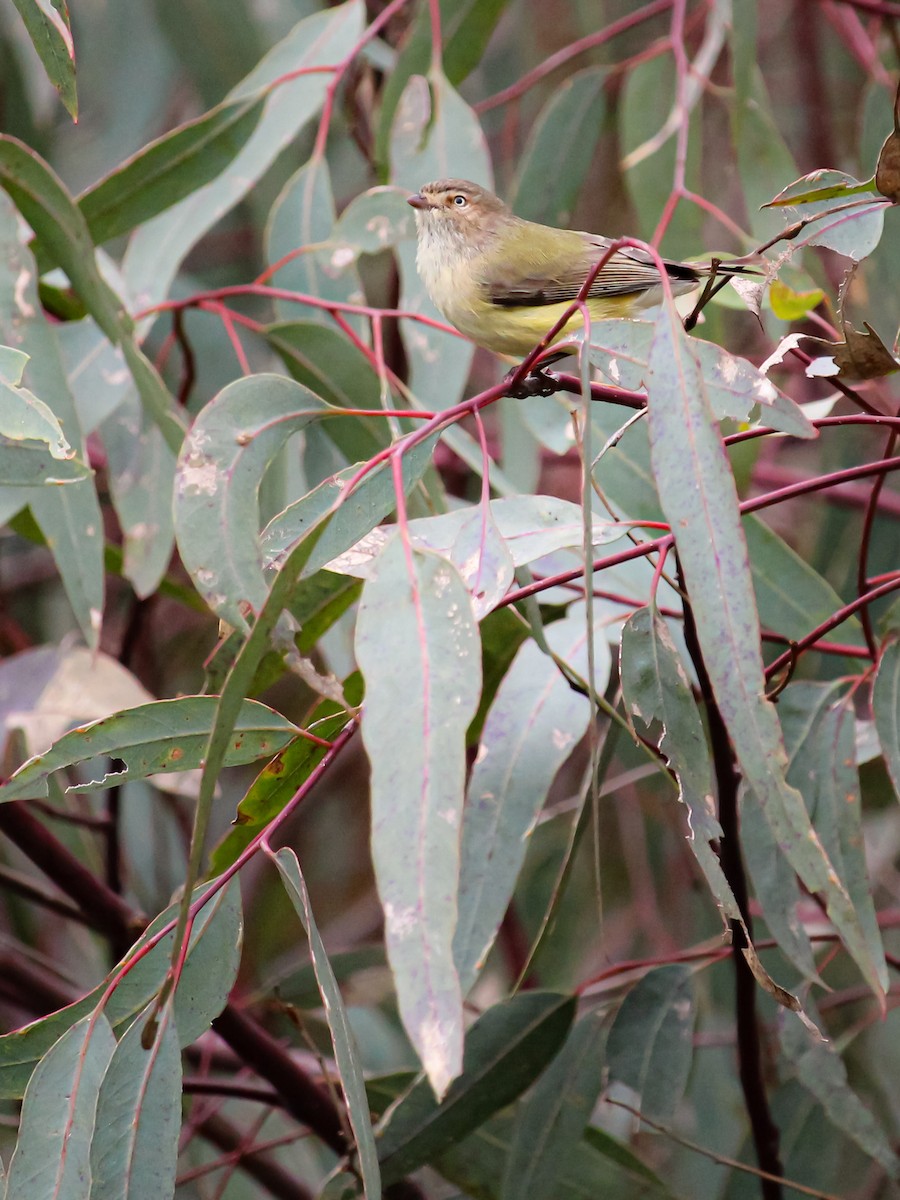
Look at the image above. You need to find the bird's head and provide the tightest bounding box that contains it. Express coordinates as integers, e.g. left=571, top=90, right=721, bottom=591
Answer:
left=407, top=179, right=508, bottom=243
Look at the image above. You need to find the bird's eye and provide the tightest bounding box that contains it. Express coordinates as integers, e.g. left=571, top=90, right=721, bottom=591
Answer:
left=452, top=194, right=468, bottom=207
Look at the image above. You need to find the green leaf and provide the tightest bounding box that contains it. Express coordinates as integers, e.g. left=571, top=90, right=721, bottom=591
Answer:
left=208, top=708, right=353, bottom=875
left=4, top=1013, right=115, bottom=1200
left=511, top=67, right=607, bottom=227
left=588, top=320, right=814, bottom=437
left=0, top=135, right=129, bottom=342
left=620, top=607, right=743, bottom=929
left=356, top=539, right=482, bottom=1096
left=501, top=1011, right=606, bottom=1200
left=267, top=320, right=381, bottom=409
left=0, top=881, right=240, bottom=1098
left=455, top=607, right=610, bottom=993
left=645, top=298, right=885, bottom=998
left=0, top=137, right=186, bottom=455
left=0, top=191, right=104, bottom=646
left=259, top=438, right=439, bottom=581
left=0, top=345, right=70, bottom=456
left=77, top=94, right=266, bottom=247
left=10, top=0, right=77, bottom=118
left=265, top=158, right=365, bottom=333
left=873, top=639, right=900, bottom=803
left=607, top=965, right=694, bottom=1121
left=741, top=787, right=817, bottom=980
left=330, top=186, right=416, bottom=256
left=779, top=1011, right=900, bottom=1176
left=0, top=441, right=88, bottom=486
left=123, top=1, right=365, bottom=307
left=765, top=171, right=885, bottom=261
left=173, top=373, right=327, bottom=630
left=780, top=683, right=884, bottom=980
left=100, top=393, right=176, bottom=599
left=273, top=848, right=381, bottom=1200
left=369, top=1073, right=671, bottom=1199
left=375, top=0, right=508, bottom=169
left=0, top=696, right=300, bottom=803
left=90, top=1004, right=182, bottom=1200
left=743, top=517, right=865, bottom=647
left=375, top=991, right=576, bottom=1184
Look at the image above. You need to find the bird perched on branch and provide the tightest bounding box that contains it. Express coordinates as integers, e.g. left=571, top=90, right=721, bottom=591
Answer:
left=408, top=178, right=756, bottom=359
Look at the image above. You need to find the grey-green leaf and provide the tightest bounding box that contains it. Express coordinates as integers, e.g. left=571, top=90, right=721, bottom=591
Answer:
left=4, top=1012, right=116, bottom=1199
left=512, top=67, right=608, bottom=227
left=273, top=849, right=381, bottom=1199
left=10, top=0, right=77, bottom=118
left=174, top=373, right=327, bottom=630
left=501, top=1010, right=607, bottom=1200
left=376, top=991, right=576, bottom=1184
left=873, top=639, right=900, bottom=803
left=0, top=696, right=300, bottom=803
left=645, top=298, right=885, bottom=998
left=780, top=1011, right=900, bottom=1176
left=78, top=95, right=265, bottom=247
left=607, top=965, right=694, bottom=1122
left=356, top=539, right=482, bottom=1097
left=455, top=607, right=610, bottom=993
left=89, top=1004, right=182, bottom=1200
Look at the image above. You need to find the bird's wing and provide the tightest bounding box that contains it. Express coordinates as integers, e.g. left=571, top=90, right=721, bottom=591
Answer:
left=484, top=230, right=699, bottom=308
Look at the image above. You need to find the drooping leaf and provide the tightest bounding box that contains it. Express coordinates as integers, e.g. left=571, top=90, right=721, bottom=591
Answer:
left=607, top=965, right=694, bottom=1121
left=0, top=191, right=104, bottom=646
left=780, top=1011, right=900, bottom=1176
left=645, top=298, right=885, bottom=998
left=10, top=0, right=77, bottom=118
left=873, top=639, right=900, bottom=803
left=272, top=848, right=381, bottom=1199
left=375, top=991, right=576, bottom=1184
left=455, top=607, right=610, bottom=993
left=100, top=393, right=176, bottom=599
left=0, top=138, right=186, bottom=454
left=89, top=1004, right=182, bottom=1200
left=375, top=0, right=508, bottom=169
left=501, top=1010, right=607, bottom=1200
left=511, top=67, right=608, bottom=227
left=173, top=373, right=327, bottom=630
left=620, top=608, right=741, bottom=929
left=265, top=157, right=365, bottom=333
left=356, top=538, right=482, bottom=1096
left=780, top=683, right=884, bottom=978
left=4, top=1012, right=115, bottom=1199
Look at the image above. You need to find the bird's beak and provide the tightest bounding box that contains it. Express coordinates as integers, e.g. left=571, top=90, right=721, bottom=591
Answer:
left=407, top=193, right=434, bottom=210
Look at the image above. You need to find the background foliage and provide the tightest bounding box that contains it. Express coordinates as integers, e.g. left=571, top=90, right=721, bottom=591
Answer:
left=0, top=0, right=899, bottom=1198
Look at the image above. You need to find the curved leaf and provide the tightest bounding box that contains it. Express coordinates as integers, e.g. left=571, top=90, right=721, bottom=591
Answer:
left=174, top=373, right=327, bottom=629
left=356, top=539, right=481, bottom=1096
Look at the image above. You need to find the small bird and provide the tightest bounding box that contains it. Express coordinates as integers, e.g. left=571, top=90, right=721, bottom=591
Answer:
left=408, top=178, right=753, bottom=359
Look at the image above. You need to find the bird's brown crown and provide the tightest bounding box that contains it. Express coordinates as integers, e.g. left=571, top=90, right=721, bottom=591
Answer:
left=409, top=179, right=509, bottom=222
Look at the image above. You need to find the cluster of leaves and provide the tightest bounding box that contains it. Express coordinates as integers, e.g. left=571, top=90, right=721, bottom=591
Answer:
left=0, top=1, right=899, bottom=1199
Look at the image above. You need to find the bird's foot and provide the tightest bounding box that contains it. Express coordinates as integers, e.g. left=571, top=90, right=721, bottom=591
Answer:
left=504, top=365, right=559, bottom=398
